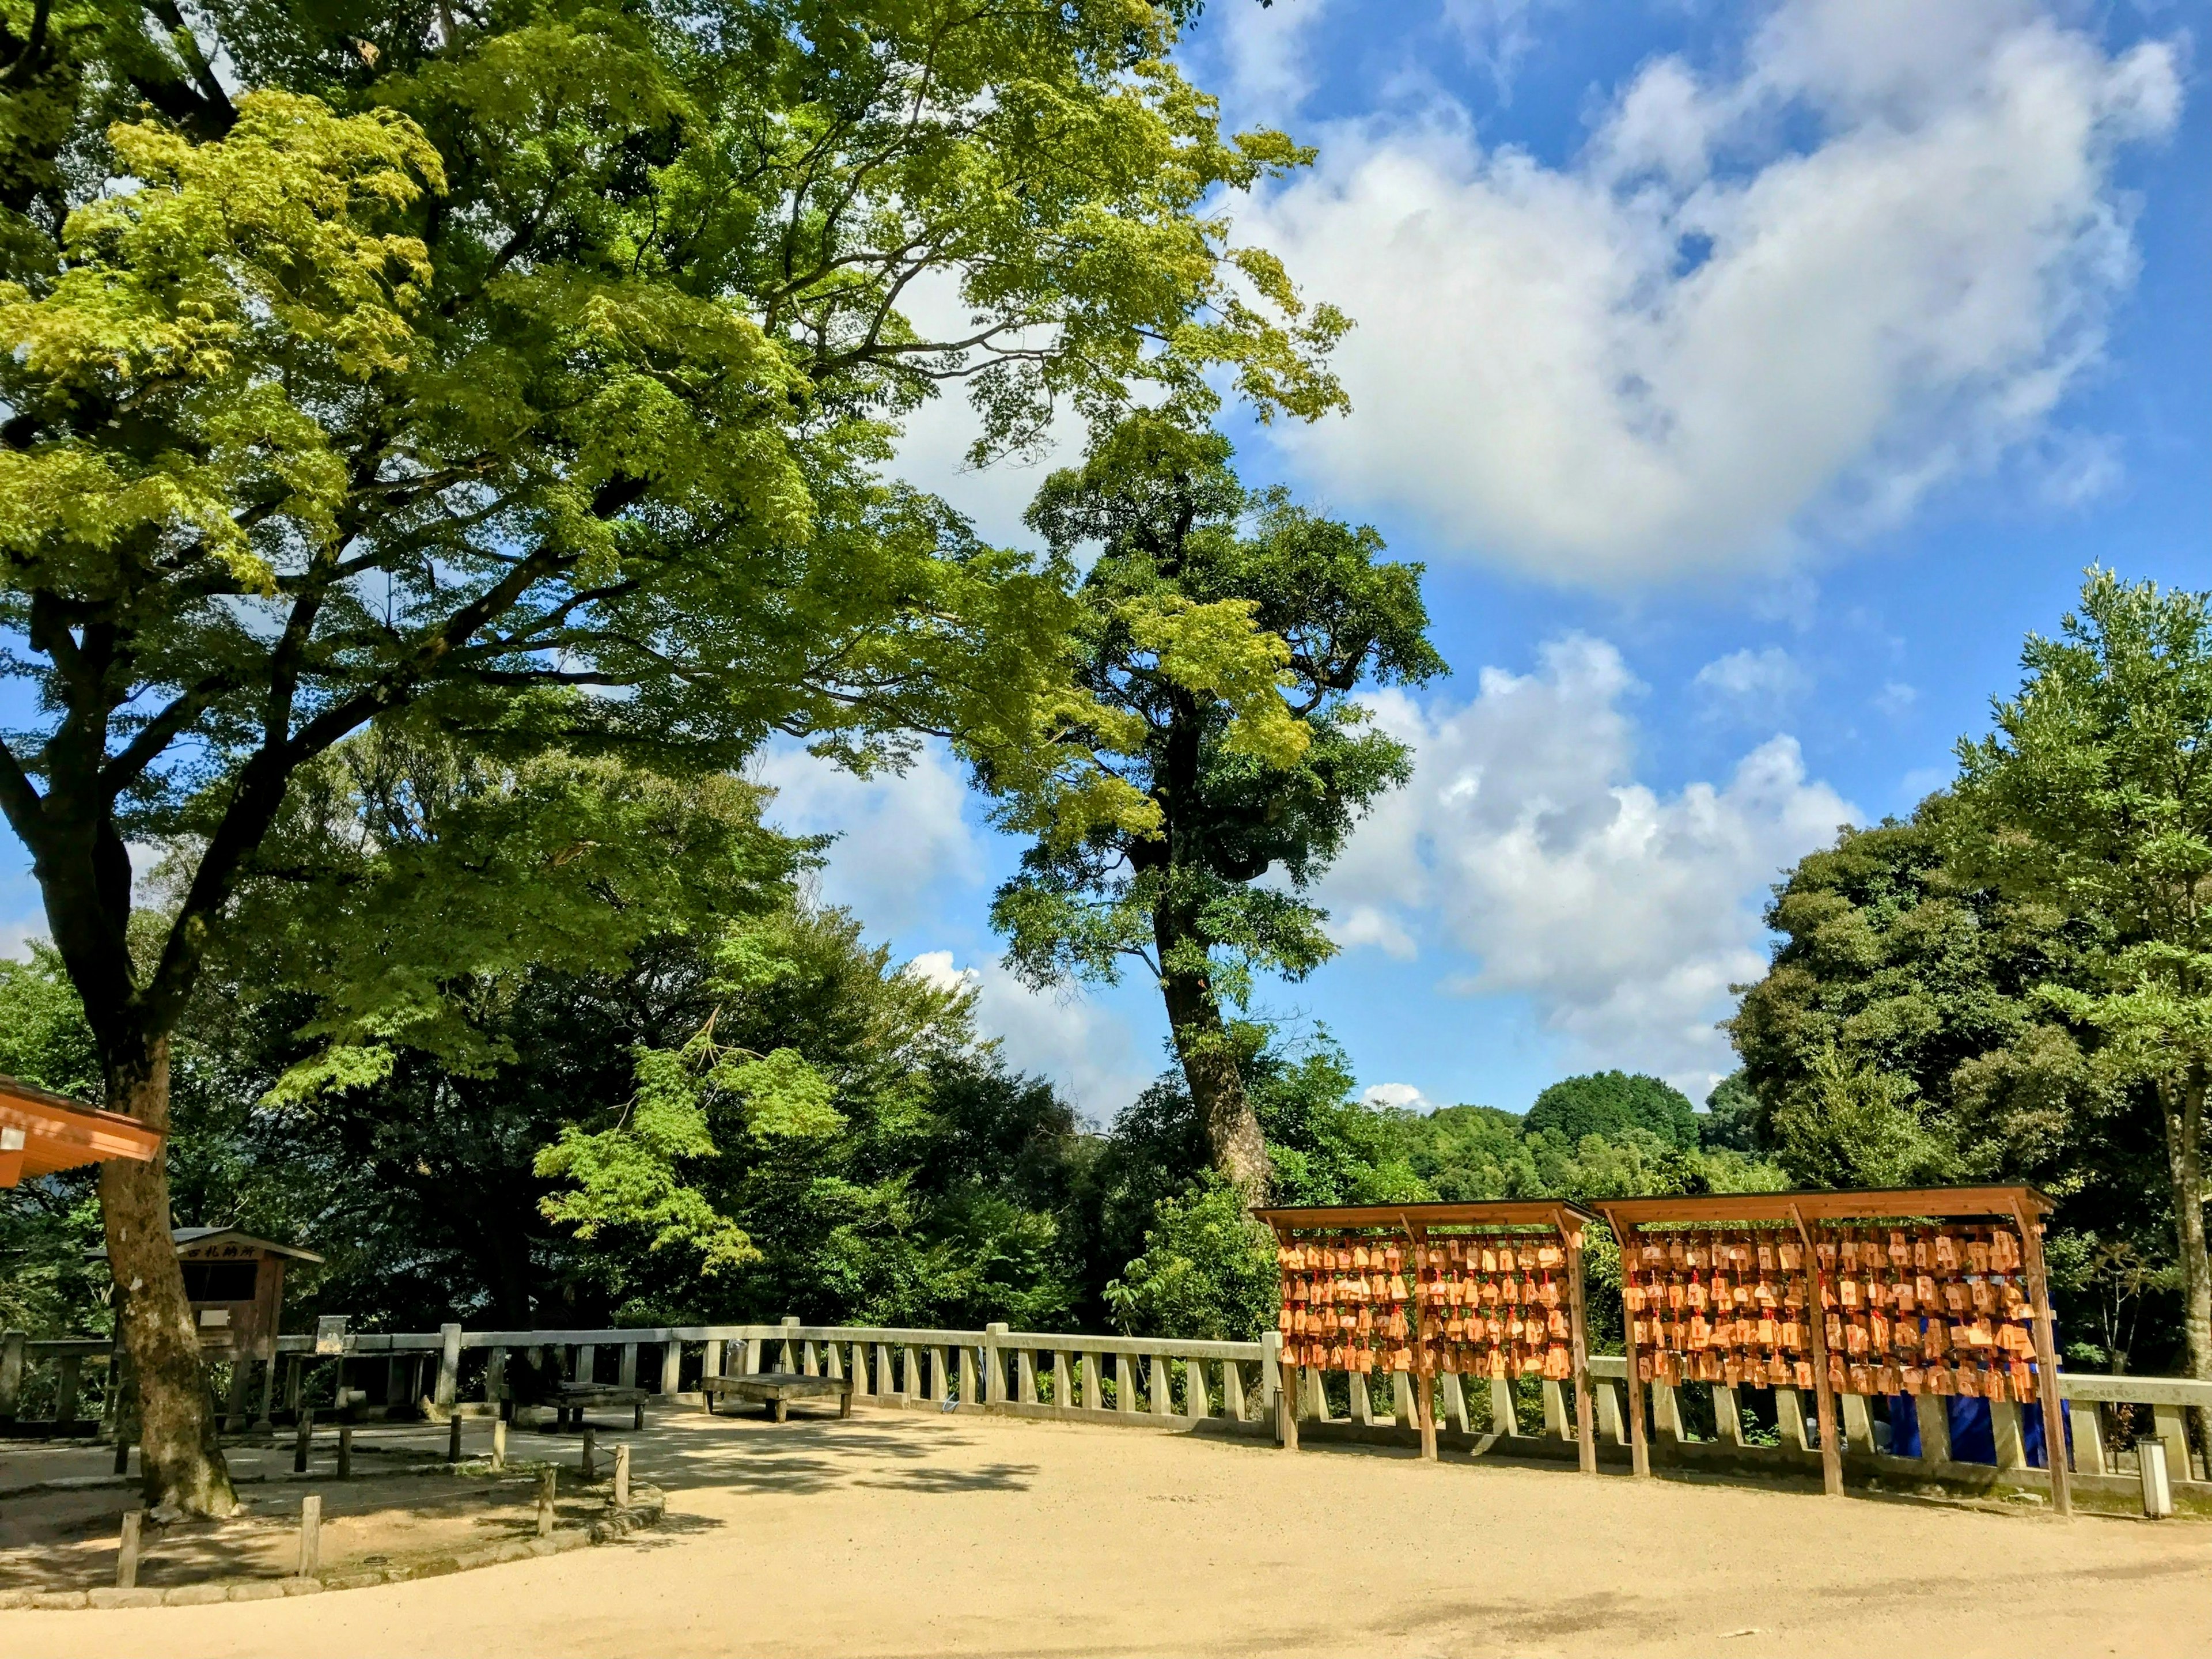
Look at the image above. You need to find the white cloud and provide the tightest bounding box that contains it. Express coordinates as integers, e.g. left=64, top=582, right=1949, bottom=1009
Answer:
left=1362, top=1081, right=1438, bottom=1113
left=1693, top=646, right=1810, bottom=723
left=1873, top=680, right=1919, bottom=717
left=1206, top=0, right=1336, bottom=126
left=904, top=950, right=1153, bottom=1123
left=1316, top=635, right=1855, bottom=1098
left=751, top=741, right=980, bottom=934
left=1, top=913, right=39, bottom=962
left=1240, top=0, right=2180, bottom=585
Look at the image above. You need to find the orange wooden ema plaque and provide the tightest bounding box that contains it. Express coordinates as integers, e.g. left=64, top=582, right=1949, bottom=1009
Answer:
left=0, top=1073, right=162, bottom=1187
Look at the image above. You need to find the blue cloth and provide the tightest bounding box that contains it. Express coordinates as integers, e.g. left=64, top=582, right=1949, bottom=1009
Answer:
left=1883, top=1389, right=2070, bottom=1465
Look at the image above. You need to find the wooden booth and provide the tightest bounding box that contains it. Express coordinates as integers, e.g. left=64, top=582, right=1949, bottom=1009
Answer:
left=169, top=1227, right=324, bottom=1363
left=0, top=1072, right=162, bottom=1188
left=1253, top=1201, right=1601, bottom=1471
left=1596, top=1185, right=2069, bottom=1514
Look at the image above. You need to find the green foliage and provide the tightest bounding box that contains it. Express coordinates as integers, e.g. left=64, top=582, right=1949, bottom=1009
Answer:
left=1103, top=1175, right=1278, bottom=1342
left=0, top=945, right=102, bottom=1099
left=1951, top=569, right=2212, bottom=1119
left=0, top=949, right=108, bottom=1335
left=1524, top=1071, right=1699, bottom=1151
left=1699, top=1071, right=1764, bottom=1153
left=986, top=414, right=1442, bottom=1184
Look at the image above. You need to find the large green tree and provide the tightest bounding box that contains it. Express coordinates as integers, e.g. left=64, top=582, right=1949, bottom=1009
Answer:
left=1950, top=570, right=2212, bottom=1433
left=0, top=0, right=1343, bottom=1512
left=988, top=415, right=1444, bottom=1198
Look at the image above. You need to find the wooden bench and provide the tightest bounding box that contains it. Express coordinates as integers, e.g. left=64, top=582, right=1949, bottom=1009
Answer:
left=552, top=1382, right=649, bottom=1430
left=702, top=1372, right=854, bottom=1422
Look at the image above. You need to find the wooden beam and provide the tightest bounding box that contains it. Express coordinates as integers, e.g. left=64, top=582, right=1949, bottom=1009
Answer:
left=1790, top=1203, right=1844, bottom=1498
left=1600, top=1207, right=1652, bottom=1480
left=1559, top=1205, right=1597, bottom=1476
left=2013, top=1196, right=2073, bottom=1517
left=1402, top=1217, right=1438, bottom=1462
left=1268, top=1221, right=1298, bottom=1453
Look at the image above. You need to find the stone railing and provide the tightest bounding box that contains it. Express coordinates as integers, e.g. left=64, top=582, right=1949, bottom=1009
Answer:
left=7, top=1321, right=2207, bottom=1507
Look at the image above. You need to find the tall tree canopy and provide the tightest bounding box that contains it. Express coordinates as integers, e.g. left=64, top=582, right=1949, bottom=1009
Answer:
left=1522, top=1071, right=1699, bottom=1152
left=1949, top=570, right=2212, bottom=1429
left=987, top=415, right=1444, bottom=1197
left=0, top=0, right=1343, bottom=1513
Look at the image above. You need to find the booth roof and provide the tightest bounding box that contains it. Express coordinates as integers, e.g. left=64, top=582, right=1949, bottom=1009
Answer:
left=0, top=1073, right=162, bottom=1186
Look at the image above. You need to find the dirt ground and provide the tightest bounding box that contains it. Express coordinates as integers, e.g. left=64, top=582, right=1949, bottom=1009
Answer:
left=0, top=1431, right=615, bottom=1592
left=4, top=1404, right=2210, bottom=1657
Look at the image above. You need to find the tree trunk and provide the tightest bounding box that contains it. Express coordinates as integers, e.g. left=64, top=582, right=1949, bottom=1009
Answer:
left=2161, top=1062, right=2211, bottom=1464
left=1156, top=942, right=1269, bottom=1201
left=99, top=1039, right=236, bottom=1517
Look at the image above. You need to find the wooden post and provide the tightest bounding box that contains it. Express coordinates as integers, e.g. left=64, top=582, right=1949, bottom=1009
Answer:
left=0, top=1329, right=22, bottom=1423
left=435, top=1323, right=462, bottom=1413
left=536, top=1467, right=557, bottom=1537
left=1402, top=1219, right=1438, bottom=1461
left=582, top=1425, right=597, bottom=1482
left=336, top=1423, right=352, bottom=1480
left=1604, top=1210, right=1652, bottom=1478
left=612, top=1442, right=631, bottom=1511
left=54, top=1353, right=81, bottom=1431
left=255, top=1350, right=277, bottom=1431
left=1914, top=1393, right=1951, bottom=1464
left=297, top=1494, right=321, bottom=1578
left=491, top=1418, right=506, bottom=1470
left=1559, top=1210, right=1597, bottom=1475
left=1488, top=1376, right=1521, bottom=1437
left=446, top=1412, right=463, bottom=1463
left=2013, top=1199, right=2073, bottom=1517
left=1267, top=1229, right=1299, bottom=1450
left=1790, top=1203, right=1844, bottom=1498
left=293, top=1407, right=313, bottom=1474
left=116, top=1509, right=143, bottom=1589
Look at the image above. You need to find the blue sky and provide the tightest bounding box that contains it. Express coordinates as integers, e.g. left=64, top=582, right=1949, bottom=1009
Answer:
left=3, top=0, right=2205, bottom=1128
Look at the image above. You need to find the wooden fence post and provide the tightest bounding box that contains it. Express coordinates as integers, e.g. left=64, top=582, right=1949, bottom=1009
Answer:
left=116, top=1509, right=143, bottom=1589
left=434, top=1323, right=462, bottom=1415
left=297, top=1495, right=321, bottom=1578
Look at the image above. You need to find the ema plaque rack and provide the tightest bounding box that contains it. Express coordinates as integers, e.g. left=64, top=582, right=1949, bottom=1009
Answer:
left=1594, top=1185, right=2068, bottom=1514
left=1252, top=1201, right=1603, bottom=1470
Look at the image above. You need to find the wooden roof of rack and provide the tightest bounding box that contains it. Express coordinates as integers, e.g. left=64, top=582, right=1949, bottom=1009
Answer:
left=1252, top=1200, right=1601, bottom=1230
left=0, top=1073, right=162, bottom=1188
left=1594, top=1185, right=2055, bottom=1227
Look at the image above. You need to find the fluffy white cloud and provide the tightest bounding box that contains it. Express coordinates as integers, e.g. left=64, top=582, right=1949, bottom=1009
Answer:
left=1240, top=0, right=2180, bottom=584
left=1694, top=646, right=1810, bottom=723
left=1362, top=1081, right=1438, bottom=1113
left=751, top=741, right=980, bottom=934
left=904, top=950, right=1154, bottom=1123
left=1316, top=636, right=1855, bottom=1097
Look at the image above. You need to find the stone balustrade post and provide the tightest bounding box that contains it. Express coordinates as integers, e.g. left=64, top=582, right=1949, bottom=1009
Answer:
left=984, top=1324, right=1008, bottom=1406
left=433, top=1324, right=462, bottom=1416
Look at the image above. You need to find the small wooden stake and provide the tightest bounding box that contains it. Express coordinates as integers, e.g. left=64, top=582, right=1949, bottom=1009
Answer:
left=297, top=1494, right=321, bottom=1578
left=293, top=1407, right=313, bottom=1474
left=446, top=1412, right=463, bottom=1464
left=581, top=1425, right=597, bottom=1482
left=536, top=1467, right=557, bottom=1537
left=491, top=1418, right=507, bottom=1470
left=116, top=1509, right=143, bottom=1589
left=612, top=1443, right=631, bottom=1511
left=1401, top=1217, right=1439, bottom=1461
left=336, top=1423, right=353, bottom=1480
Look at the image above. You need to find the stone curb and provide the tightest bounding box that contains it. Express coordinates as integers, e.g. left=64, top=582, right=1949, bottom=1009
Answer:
left=0, top=1491, right=665, bottom=1611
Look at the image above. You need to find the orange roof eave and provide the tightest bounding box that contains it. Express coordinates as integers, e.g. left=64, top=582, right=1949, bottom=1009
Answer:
left=0, top=1074, right=164, bottom=1185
